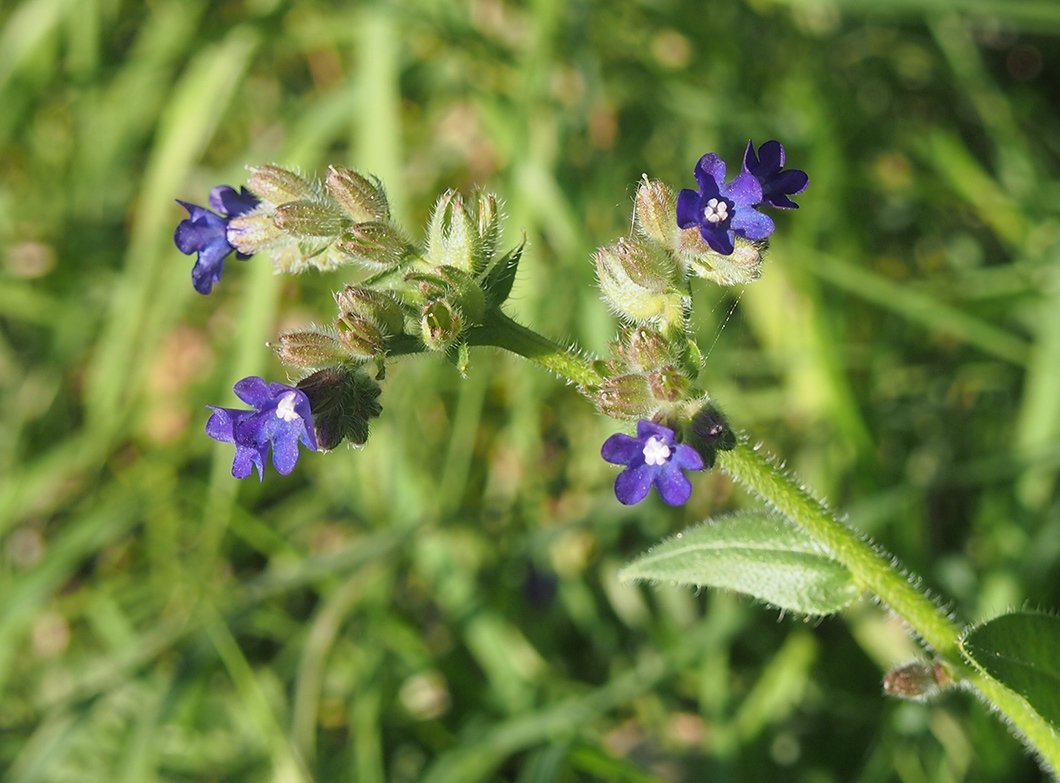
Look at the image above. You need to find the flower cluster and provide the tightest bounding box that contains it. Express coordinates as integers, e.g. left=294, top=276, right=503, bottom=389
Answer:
left=676, top=139, right=808, bottom=256
left=176, top=140, right=802, bottom=499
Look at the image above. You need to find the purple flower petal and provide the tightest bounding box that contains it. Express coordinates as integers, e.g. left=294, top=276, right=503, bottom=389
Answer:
left=694, top=154, right=726, bottom=196
left=210, top=185, right=259, bottom=217
left=676, top=189, right=703, bottom=229
left=602, top=432, right=642, bottom=465
left=672, top=443, right=705, bottom=471
left=615, top=463, right=655, bottom=505
left=722, top=172, right=763, bottom=210
left=655, top=463, right=692, bottom=506
left=636, top=419, right=675, bottom=444
left=731, top=207, right=775, bottom=241
left=233, top=376, right=273, bottom=407
left=699, top=223, right=734, bottom=256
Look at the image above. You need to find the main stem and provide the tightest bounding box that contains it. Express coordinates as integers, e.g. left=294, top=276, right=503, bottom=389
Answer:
left=475, top=314, right=1059, bottom=770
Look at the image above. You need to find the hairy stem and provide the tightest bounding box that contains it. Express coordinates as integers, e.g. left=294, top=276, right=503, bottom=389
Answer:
left=468, top=311, right=604, bottom=387
left=472, top=318, right=1058, bottom=769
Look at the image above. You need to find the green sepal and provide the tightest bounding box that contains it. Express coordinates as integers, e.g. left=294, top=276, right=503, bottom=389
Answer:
left=482, top=239, right=525, bottom=311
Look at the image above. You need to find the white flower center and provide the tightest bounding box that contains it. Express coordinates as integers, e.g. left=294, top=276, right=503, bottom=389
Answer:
left=275, top=392, right=302, bottom=423
left=703, top=198, right=729, bottom=224
left=642, top=436, right=671, bottom=466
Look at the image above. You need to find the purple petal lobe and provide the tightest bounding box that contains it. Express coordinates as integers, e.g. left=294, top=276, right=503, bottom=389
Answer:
left=655, top=464, right=692, bottom=506
left=676, top=189, right=703, bottom=229
left=694, top=154, right=726, bottom=195
left=602, top=432, right=641, bottom=465
left=673, top=443, right=705, bottom=471
left=723, top=172, right=763, bottom=209
left=731, top=207, right=775, bottom=241
left=636, top=420, right=675, bottom=445
left=615, top=464, right=655, bottom=505
left=233, top=376, right=272, bottom=407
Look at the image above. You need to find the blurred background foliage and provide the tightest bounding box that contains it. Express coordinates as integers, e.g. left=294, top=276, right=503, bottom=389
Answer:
left=2, top=0, right=1059, bottom=780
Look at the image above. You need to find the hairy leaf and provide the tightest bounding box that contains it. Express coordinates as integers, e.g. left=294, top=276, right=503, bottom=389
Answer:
left=619, top=512, right=860, bottom=616
left=961, top=612, right=1060, bottom=729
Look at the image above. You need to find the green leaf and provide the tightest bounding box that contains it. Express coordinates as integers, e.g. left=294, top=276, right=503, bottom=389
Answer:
left=960, top=612, right=1060, bottom=729
left=618, top=512, right=860, bottom=616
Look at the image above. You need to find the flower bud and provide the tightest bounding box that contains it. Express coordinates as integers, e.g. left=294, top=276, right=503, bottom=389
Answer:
left=475, top=191, right=500, bottom=269
left=683, top=404, right=735, bottom=468
left=594, top=238, right=686, bottom=328
left=226, top=210, right=284, bottom=255
left=272, top=330, right=348, bottom=369
left=335, top=315, right=387, bottom=361
left=427, top=190, right=479, bottom=273
left=613, top=327, right=674, bottom=372
left=273, top=199, right=348, bottom=238
left=297, top=365, right=383, bottom=449
left=334, top=286, right=405, bottom=335
left=647, top=365, right=690, bottom=402
left=635, top=176, right=680, bottom=250
left=325, top=166, right=389, bottom=223
left=883, top=661, right=953, bottom=701
left=594, top=373, right=654, bottom=420
left=420, top=299, right=463, bottom=353
left=680, top=233, right=764, bottom=286
left=336, top=221, right=415, bottom=271
left=247, top=165, right=317, bottom=205
left=406, top=265, right=485, bottom=326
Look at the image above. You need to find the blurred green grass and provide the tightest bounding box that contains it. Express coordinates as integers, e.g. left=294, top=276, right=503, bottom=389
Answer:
left=2, top=0, right=1059, bottom=780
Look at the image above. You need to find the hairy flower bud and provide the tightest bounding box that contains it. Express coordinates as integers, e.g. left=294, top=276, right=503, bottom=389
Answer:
left=635, top=176, right=679, bottom=250
left=335, top=315, right=387, bottom=361
left=595, top=373, right=655, bottom=420
left=273, top=199, right=349, bottom=238
left=883, top=661, right=953, bottom=701
left=594, top=237, right=686, bottom=328
left=272, top=330, right=349, bottom=369
left=613, top=327, right=674, bottom=372
left=679, top=233, right=764, bottom=286
left=475, top=191, right=501, bottom=269
left=336, top=221, right=414, bottom=271
left=420, top=299, right=463, bottom=353
left=648, top=365, right=690, bottom=402
left=247, top=165, right=317, bottom=205
left=326, top=166, right=389, bottom=223
left=334, top=286, right=405, bottom=335
left=427, top=190, right=479, bottom=274
left=406, top=265, right=485, bottom=326
left=226, top=210, right=284, bottom=255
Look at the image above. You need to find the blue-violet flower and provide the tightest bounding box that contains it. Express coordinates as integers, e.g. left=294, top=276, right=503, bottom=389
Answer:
left=174, top=185, right=259, bottom=294
left=206, top=376, right=318, bottom=480
left=742, top=139, right=809, bottom=210
left=676, top=153, right=774, bottom=255
left=601, top=420, right=705, bottom=506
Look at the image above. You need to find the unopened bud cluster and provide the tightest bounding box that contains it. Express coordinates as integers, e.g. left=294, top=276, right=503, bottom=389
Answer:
left=230, top=164, right=521, bottom=448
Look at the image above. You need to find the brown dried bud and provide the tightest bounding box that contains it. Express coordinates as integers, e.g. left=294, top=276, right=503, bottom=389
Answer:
left=635, top=176, right=679, bottom=250
left=334, top=286, right=405, bottom=335
left=883, top=661, right=953, bottom=701
left=336, top=221, right=414, bottom=270
left=647, top=365, right=690, bottom=402
left=595, top=373, right=654, bottom=420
